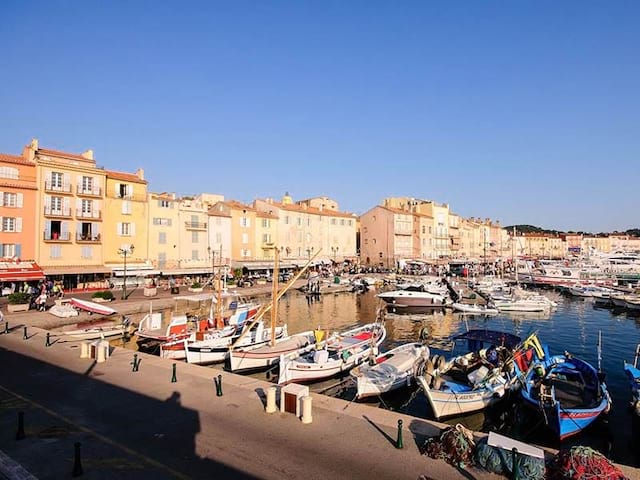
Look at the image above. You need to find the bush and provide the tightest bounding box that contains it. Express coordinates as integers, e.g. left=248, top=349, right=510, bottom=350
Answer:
left=92, top=290, right=114, bottom=300
left=8, top=292, right=31, bottom=305
left=191, top=282, right=202, bottom=289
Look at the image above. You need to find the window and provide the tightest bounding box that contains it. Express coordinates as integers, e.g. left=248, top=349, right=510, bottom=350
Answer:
left=307, top=218, right=310, bottom=226
left=242, top=233, right=249, bottom=244
left=81, top=176, right=93, bottom=192
left=192, top=231, right=199, bottom=243
left=263, top=234, right=271, bottom=243
left=348, top=220, right=352, bottom=226
left=429, top=226, right=432, bottom=234
left=152, top=218, right=172, bottom=226
left=0, top=167, right=18, bottom=179
left=1, top=244, right=16, bottom=257
left=297, top=217, right=301, bottom=226
left=158, top=199, right=170, bottom=208
left=215, top=232, right=222, bottom=243
left=422, top=226, right=426, bottom=234
left=51, top=172, right=63, bottom=188
left=51, top=196, right=62, bottom=212
left=240, top=216, right=250, bottom=227
left=191, top=250, right=199, bottom=261
left=159, top=232, right=167, bottom=244
left=340, top=219, right=345, bottom=226
left=121, top=200, right=132, bottom=215
left=1, top=193, right=17, bottom=207
left=216, top=217, right=221, bottom=226
left=81, top=246, right=93, bottom=259
left=241, top=249, right=251, bottom=258
left=1, top=217, right=17, bottom=232
left=119, top=183, right=131, bottom=199
left=118, top=222, right=133, bottom=236
left=50, top=245, right=61, bottom=259
left=191, top=214, right=198, bottom=224
left=331, top=219, right=336, bottom=225
left=81, top=199, right=92, bottom=215
left=285, top=216, right=290, bottom=225
left=262, top=218, right=270, bottom=228
left=158, top=252, right=167, bottom=268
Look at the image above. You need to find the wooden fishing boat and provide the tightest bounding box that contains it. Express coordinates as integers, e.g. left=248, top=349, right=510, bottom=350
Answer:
left=416, top=330, right=521, bottom=419
left=515, top=334, right=611, bottom=440
left=624, top=344, right=640, bottom=415
left=351, top=342, right=429, bottom=399
left=160, top=325, right=237, bottom=360
left=277, top=322, right=387, bottom=385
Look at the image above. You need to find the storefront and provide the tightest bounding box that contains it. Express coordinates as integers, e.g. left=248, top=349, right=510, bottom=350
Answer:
left=42, top=265, right=112, bottom=292
left=0, top=260, right=45, bottom=295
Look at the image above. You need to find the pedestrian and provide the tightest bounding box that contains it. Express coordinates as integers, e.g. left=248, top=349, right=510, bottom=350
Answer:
left=36, top=292, right=47, bottom=312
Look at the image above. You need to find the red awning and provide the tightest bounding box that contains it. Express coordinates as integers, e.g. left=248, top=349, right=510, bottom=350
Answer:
left=0, top=261, right=45, bottom=282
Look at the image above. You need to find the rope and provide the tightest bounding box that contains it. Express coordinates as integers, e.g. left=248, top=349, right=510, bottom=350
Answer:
left=474, top=439, right=545, bottom=480
left=549, top=446, right=628, bottom=480
left=423, top=424, right=475, bottom=469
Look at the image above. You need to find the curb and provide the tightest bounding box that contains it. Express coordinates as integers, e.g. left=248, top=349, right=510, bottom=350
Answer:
left=0, top=450, right=38, bottom=480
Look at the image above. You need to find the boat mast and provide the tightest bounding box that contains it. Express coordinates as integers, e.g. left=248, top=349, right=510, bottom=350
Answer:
left=215, top=246, right=224, bottom=329
left=513, top=226, right=519, bottom=288
left=270, top=247, right=279, bottom=347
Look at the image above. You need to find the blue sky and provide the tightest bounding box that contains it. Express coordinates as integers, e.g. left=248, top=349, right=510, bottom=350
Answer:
left=1, top=1, right=638, bottom=232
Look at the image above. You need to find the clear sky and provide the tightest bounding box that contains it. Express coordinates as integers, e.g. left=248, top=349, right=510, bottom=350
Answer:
left=1, top=1, right=638, bottom=232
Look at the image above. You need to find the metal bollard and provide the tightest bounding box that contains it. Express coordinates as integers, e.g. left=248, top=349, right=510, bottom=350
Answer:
left=23, top=326, right=28, bottom=340
left=80, top=342, right=90, bottom=359
left=396, top=419, right=403, bottom=449
left=132, top=354, right=139, bottom=372
left=215, top=374, right=223, bottom=396
left=511, top=447, right=519, bottom=480
left=15, top=411, right=25, bottom=440
left=46, top=332, right=51, bottom=347
left=171, top=363, right=177, bottom=383
left=4, top=321, right=9, bottom=334
left=72, top=441, right=83, bottom=477
left=301, top=396, right=313, bottom=424
left=265, top=386, right=277, bottom=414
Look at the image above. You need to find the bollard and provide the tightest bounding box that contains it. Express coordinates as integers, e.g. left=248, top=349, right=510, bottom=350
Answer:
left=215, top=374, right=223, bottom=397
left=132, top=354, right=139, bottom=372
left=171, top=363, right=177, bottom=383
left=301, top=396, right=313, bottom=424
left=396, top=419, right=403, bottom=449
left=80, top=341, right=90, bottom=359
left=4, top=321, right=9, bottom=334
left=45, top=332, right=51, bottom=347
left=72, top=441, right=83, bottom=477
left=265, top=386, right=277, bottom=414
left=23, top=326, right=28, bottom=340
left=96, top=343, right=106, bottom=363
left=15, top=411, right=25, bottom=440
left=511, top=447, right=519, bottom=480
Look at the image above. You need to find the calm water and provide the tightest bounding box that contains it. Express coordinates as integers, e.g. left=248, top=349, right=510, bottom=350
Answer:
left=120, top=288, right=640, bottom=466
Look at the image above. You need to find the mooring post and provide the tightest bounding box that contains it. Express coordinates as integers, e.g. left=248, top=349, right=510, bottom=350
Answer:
left=215, top=374, right=223, bottom=396
left=396, top=419, right=403, bottom=449
left=511, top=447, right=519, bottom=480
left=171, top=363, right=177, bottom=383
left=45, top=332, right=51, bottom=347
left=72, top=442, right=83, bottom=477
left=15, top=411, right=25, bottom=440
left=23, top=326, right=28, bottom=340
left=4, top=321, right=9, bottom=334
left=132, top=353, right=138, bottom=372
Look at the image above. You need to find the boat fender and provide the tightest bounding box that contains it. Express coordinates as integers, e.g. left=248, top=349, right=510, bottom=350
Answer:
left=419, top=327, right=430, bottom=341
left=432, top=354, right=445, bottom=371
left=341, top=350, right=351, bottom=362
left=424, top=358, right=434, bottom=375
left=431, top=374, right=442, bottom=390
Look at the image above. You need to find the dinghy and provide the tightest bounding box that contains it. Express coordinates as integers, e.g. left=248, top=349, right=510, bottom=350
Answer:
left=277, top=322, right=386, bottom=385
left=70, top=298, right=117, bottom=316
left=416, top=330, right=521, bottom=419
left=351, top=342, right=429, bottom=399
left=515, top=333, right=611, bottom=440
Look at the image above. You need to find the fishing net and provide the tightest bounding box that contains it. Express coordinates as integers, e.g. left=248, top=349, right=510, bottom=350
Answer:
left=423, top=424, right=475, bottom=469
left=549, top=446, right=628, bottom=480
left=474, top=438, right=546, bottom=480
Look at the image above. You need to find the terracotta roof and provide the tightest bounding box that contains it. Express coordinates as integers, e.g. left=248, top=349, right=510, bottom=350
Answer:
left=207, top=203, right=232, bottom=218
left=222, top=200, right=256, bottom=212
left=38, top=148, right=89, bottom=162
left=0, top=153, right=34, bottom=166
left=256, top=211, right=279, bottom=219
left=261, top=200, right=355, bottom=219
left=105, top=170, right=147, bottom=184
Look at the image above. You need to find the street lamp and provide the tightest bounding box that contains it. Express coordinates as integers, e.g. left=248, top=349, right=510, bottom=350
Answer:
left=207, top=246, right=215, bottom=285
left=118, top=244, right=134, bottom=300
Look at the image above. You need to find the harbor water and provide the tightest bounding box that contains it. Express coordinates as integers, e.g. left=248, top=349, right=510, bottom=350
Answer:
left=122, top=288, right=640, bottom=467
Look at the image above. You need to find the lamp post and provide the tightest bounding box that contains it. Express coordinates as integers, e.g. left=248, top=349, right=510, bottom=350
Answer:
left=207, top=246, right=215, bottom=286
left=118, top=244, right=134, bottom=300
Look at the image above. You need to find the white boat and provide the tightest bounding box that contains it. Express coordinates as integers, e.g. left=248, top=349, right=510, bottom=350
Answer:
left=228, top=330, right=316, bottom=373
left=452, top=303, right=498, bottom=315
left=377, top=290, right=449, bottom=307
left=70, top=298, right=117, bottom=316
left=159, top=325, right=237, bottom=360
left=351, top=342, right=429, bottom=399
left=278, top=322, right=386, bottom=385
left=184, top=321, right=286, bottom=365
left=55, top=322, right=130, bottom=340
left=492, top=299, right=551, bottom=313
left=49, top=304, right=79, bottom=318
left=626, top=298, right=640, bottom=311
left=416, top=330, right=522, bottom=419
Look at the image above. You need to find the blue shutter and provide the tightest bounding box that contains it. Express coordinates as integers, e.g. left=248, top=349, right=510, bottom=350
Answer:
left=15, top=244, right=21, bottom=258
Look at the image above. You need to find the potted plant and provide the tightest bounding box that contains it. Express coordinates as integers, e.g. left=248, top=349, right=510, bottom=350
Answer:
left=189, top=282, right=203, bottom=293
left=7, top=292, right=31, bottom=312
left=143, top=280, right=157, bottom=297
left=91, top=290, right=115, bottom=303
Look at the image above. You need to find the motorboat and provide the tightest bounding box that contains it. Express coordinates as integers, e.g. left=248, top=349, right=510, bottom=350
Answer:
left=278, top=322, right=386, bottom=385
left=515, top=334, right=611, bottom=440
left=377, top=290, right=449, bottom=308
left=416, top=330, right=521, bottom=419
left=452, top=303, right=499, bottom=315
left=351, top=342, right=429, bottom=399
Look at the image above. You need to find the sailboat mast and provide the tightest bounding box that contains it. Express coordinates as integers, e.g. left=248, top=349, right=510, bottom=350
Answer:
left=216, top=247, right=223, bottom=329
left=513, top=226, right=519, bottom=287
left=270, top=248, right=279, bottom=347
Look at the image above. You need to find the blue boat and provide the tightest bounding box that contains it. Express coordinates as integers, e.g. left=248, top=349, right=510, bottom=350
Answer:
left=514, top=334, right=611, bottom=440
left=623, top=344, right=640, bottom=415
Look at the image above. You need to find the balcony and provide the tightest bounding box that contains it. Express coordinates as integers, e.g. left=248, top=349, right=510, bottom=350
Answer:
left=76, top=186, right=102, bottom=197
left=44, top=181, right=72, bottom=194
left=44, top=232, right=71, bottom=242
left=185, top=221, right=207, bottom=230
left=76, top=209, right=102, bottom=220
left=44, top=207, right=72, bottom=218
left=107, top=192, right=147, bottom=202
left=76, top=233, right=102, bottom=243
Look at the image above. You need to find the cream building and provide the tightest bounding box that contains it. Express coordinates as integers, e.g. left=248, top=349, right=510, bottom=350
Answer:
left=147, top=192, right=180, bottom=271
left=207, top=202, right=233, bottom=267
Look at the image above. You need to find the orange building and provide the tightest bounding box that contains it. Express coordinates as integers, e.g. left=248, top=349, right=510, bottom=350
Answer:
left=0, top=151, right=38, bottom=260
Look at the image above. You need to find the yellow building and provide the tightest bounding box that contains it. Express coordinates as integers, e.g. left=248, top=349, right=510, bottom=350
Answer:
left=26, top=139, right=112, bottom=289
left=582, top=236, right=611, bottom=254
left=176, top=194, right=222, bottom=274
left=147, top=192, right=180, bottom=271
left=255, top=210, right=279, bottom=260
left=103, top=169, right=149, bottom=280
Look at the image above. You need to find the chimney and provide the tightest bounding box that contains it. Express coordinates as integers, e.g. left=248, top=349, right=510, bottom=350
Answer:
left=136, top=168, right=145, bottom=180
left=82, top=149, right=94, bottom=160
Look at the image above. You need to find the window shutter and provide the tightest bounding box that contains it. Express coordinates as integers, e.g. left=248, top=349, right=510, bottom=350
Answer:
left=95, top=223, right=101, bottom=236
left=61, top=222, right=69, bottom=237
left=76, top=198, right=82, bottom=214
left=0, top=217, right=3, bottom=232
left=131, top=223, right=136, bottom=236
left=16, top=218, right=22, bottom=233
left=16, top=193, right=23, bottom=208
left=63, top=197, right=70, bottom=215
left=0, top=193, right=4, bottom=207
left=117, top=222, right=122, bottom=235
left=115, top=183, right=120, bottom=196
left=63, top=173, right=71, bottom=189
left=76, top=222, right=81, bottom=239
left=15, top=244, right=21, bottom=258
left=44, top=221, right=51, bottom=239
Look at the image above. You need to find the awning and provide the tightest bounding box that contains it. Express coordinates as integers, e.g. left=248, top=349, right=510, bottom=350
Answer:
left=0, top=261, right=45, bottom=282
left=43, top=265, right=112, bottom=275
left=112, top=269, right=161, bottom=277
left=152, top=268, right=214, bottom=276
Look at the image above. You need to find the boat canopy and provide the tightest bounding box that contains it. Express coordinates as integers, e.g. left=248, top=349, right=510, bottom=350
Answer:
left=452, top=329, right=521, bottom=349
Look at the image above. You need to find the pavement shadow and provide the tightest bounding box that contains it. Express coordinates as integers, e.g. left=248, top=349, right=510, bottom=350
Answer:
left=362, top=414, right=396, bottom=448
left=0, top=348, right=258, bottom=479
left=254, top=388, right=267, bottom=409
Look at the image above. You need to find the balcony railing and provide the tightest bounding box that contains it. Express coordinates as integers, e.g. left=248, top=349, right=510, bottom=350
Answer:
left=185, top=221, right=207, bottom=230
left=44, top=207, right=72, bottom=218
left=43, top=232, right=71, bottom=242
left=76, top=233, right=101, bottom=243
left=76, top=209, right=102, bottom=220
left=44, top=181, right=72, bottom=194
left=76, top=186, right=102, bottom=197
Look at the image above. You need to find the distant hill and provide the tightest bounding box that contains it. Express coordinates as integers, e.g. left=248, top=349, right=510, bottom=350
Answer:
left=626, top=228, right=640, bottom=237
left=504, top=225, right=563, bottom=235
